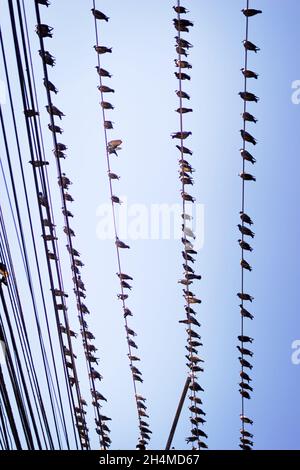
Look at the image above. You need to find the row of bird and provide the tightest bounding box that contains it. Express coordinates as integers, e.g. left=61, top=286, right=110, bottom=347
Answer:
left=91, top=6, right=151, bottom=450
left=238, top=6, right=262, bottom=451
left=172, top=4, right=207, bottom=451
left=35, top=0, right=112, bottom=449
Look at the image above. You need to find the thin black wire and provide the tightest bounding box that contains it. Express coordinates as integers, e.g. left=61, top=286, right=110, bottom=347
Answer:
left=33, top=0, right=111, bottom=449
left=7, top=0, right=87, bottom=448
left=175, top=0, right=204, bottom=450
left=92, top=0, right=150, bottom=447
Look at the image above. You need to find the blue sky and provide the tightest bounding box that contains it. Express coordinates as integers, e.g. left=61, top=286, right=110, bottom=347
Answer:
left=0, top=0, right=300, bottom=450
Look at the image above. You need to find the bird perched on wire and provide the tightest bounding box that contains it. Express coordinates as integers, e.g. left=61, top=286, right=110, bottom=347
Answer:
left=172, top=131, right=192, bottom=139
left=238, top=335, right=253, bottom=344
left=96, top=66, right=112, bottom=78
left=175, top=72, right=191, bottom=81
left=91, top=8, right=109, bottom=21
left=237, top=345, right=253, bottom=357
left=175, top=59, right=192, bottom=69
left=239, top=357, right=253, bottom=370
left=239, top=211, right=253, bottom=225
left=240, top=172, right=256, bottom=182
left=242, top=8, right=262, bottom=17
left=104, top=120, right=114, bottom=129
left=176, top=46, right=189, bottom=57
left=101, top=101, right=114, bottom=110
left=240, top=371, right=252, bottom=382
left=94, top=45, right=112, bottom=54
left=239, top=91, right=259, bottom=103
left=39, top=50, right=55, bottom=66
left=181, top=191, right=195, bottom=203
left=176, top=90, right=190, bottom=100
left=240, top=259, right=252, bottom=272
left=243, top=40, right=260, bottom=53
left=241, top=68, right=258, bottom=79
left=240, top=130, right=257, bottom=145
left=108, top=172, right=120, bottom=180
left=173, top=5, right=189, bottom=14
left=44, top=78, right=58, bottom=94
left=240, top=149, right=256, bottom=164
left=176, top=107, right=193, bottom=114
left=117, top=273, right=133, bottom=281
left=46, top=105, right=65, bottom=119
left=175, top=37, right=193, bottom=49
left=116, top=238, right=130, bottom=249
left=35, top=24, right=53, bottom=38
left=242, top=112, right=257, bottom=123
left=238, top=239, right=253, bottom=252
left=111, top=196, right=123, bottom=205
left=48, top=124, right=63, bottom=134
left=237, top=292, right=254, bottom=302
left=240, top=305, right=254, bottom=320
left=98, top=85, right=115, bottom=93
left=237, top=224, right=255, bottom=238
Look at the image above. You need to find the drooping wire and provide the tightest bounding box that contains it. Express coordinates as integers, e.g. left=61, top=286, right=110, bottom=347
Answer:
left=7, top=0, right=92, bottom=448
left=238, top=0, right=261, bottom=450
left=92, top=1, right=151, bottom=449
left=173, top=1, right=207, bottom=450
left=33, top=0, right=112, bottom=450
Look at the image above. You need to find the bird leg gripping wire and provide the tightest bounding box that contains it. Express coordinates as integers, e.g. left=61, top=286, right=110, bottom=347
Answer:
left=34, top=0, right=111, bottom=450
left=91, top=1, right=151, bottom=449
left=172, top=2, right=207, bottom=450
left=238, top=2, right=262, bottom=450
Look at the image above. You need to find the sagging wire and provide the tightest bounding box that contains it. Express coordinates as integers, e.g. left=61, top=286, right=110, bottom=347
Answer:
left=34, top=0, right=112, bottom=450
left=172, top=1, right=207, bottom=450
left=91, top=1, right=151, bottom=449
left=7, top=0, right=89, bottom=449
left=238, top=1, right=262, bottom=450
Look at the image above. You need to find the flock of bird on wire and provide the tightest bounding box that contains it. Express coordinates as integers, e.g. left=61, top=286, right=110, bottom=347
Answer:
left=0, top=0, right=263, bottom=451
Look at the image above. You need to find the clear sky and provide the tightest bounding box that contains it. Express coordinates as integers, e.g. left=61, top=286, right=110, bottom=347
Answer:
left=0, top=0, right=300, bottom=450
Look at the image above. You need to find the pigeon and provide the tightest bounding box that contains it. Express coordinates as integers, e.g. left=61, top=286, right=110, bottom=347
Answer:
left=176, top=90, right=190, bottom=100
left=237, top=292, right=254, bottom=302
left=239, top=91, right=259, bottom=103
left=116, top=238, right=130, bottom=249
left=175, top=72, right=191, bottom=80
left=241, top=68, right=258, bottom=79
left=240, top=130, right=257, bottom=145
left=96, top=66, right=112, bottom=78
left=238, top=239, right=253, bottom=252
left=237, top=224, right=254, bottom=238
left=171, top=131, right=192, bottom=139
left=238, top=335, right=253, bottom=344
left=242, top=112, right=257, bottom=123
left=175, top=37, right=193, bottom=49
left=243, top=40, right=260, bottom=53
left=240, top=172, right=256, bottom=182
left=173, top=6, right=189, bottom=14
left=98, top=85, right=115, bottom=93
left=240, top=149, right=256, bottom=164
left=35, top=24, right=53, bottom=38
left=94, top=46, right=112, bottom=54
left=101, top=101, right=114, bottom=110
left=39, top=50, right=55, bottom=66
left=91, top=9, right=109, bottom=22
left=174, top=59, right=192, bottom=69
left=176, top=107, right=193, bottom=114
left=46, top=105, right=65, bottom=119
left=239, top=211, right=253, bottom=225
left=43, top=78, right=58, bottom=94
left=242, top=9, right=262, bottom=17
